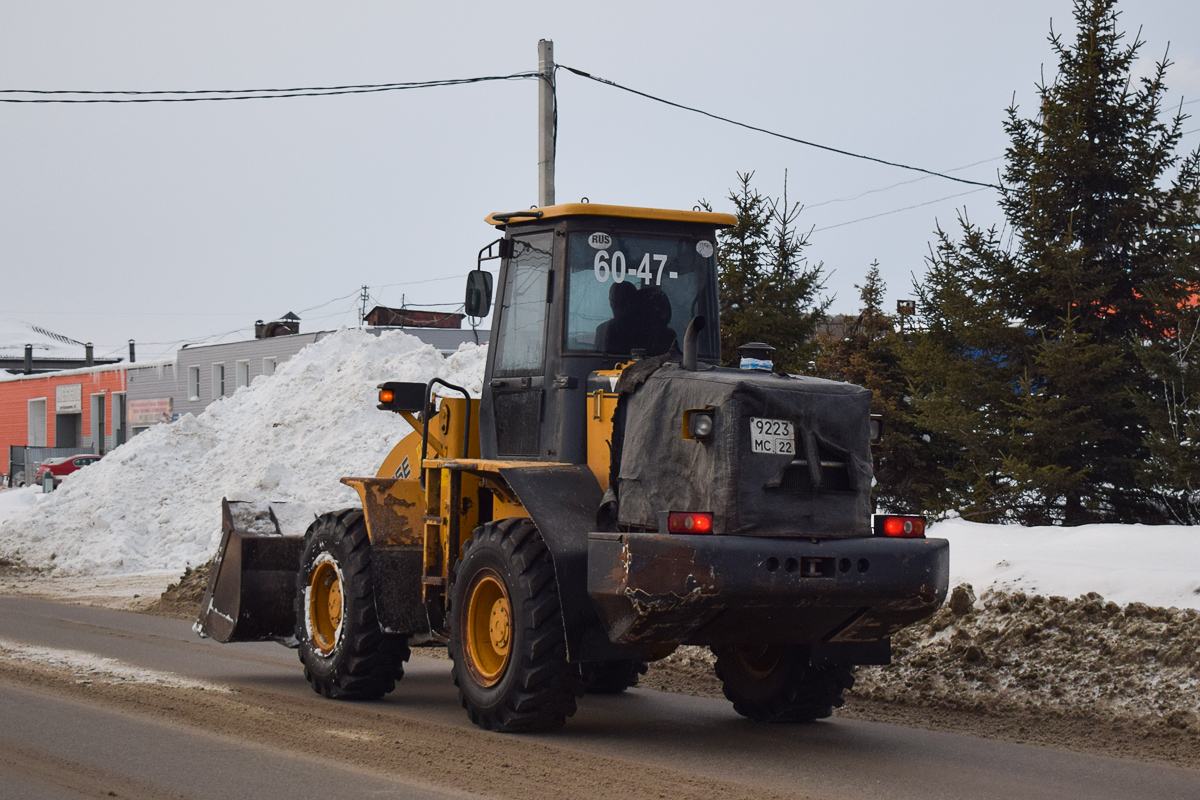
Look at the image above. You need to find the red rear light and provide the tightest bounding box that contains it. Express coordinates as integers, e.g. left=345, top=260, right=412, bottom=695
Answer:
left=875, top=515, right=925, bottom=538
left=666, top=512, right=713, bottom=534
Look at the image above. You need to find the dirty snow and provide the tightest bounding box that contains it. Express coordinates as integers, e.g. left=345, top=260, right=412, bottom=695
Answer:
left=0, top=636, right=229, bottom=691
left=850, top=585, right=1200, bottom=745
left=0, top=328, right=486, bottom=574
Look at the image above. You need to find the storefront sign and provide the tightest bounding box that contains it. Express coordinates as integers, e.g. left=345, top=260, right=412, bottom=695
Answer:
left=128, top=398, right=173, bottom=426
left=55, top=383, right=82, bottom=413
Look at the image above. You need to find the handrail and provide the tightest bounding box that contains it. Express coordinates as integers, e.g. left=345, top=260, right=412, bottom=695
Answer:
left=419, top=378, right=473, bottom=489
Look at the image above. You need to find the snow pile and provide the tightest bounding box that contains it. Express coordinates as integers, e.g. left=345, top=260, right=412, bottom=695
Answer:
left=852, top=585, right=1200, bottom=735
left=0, top=328, right=487, bottom=574
left=0, top=486, right=41, bottom=526
left=930, top=519, right=1200, bottom=611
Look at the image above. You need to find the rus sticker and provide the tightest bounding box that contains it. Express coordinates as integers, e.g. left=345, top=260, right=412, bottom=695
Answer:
left=695, top=240, right=714, bottom=258
left=588, top=232, right=613, bottom=249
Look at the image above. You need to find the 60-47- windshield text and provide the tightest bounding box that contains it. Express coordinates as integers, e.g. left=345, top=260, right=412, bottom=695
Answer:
left=593, top=251, right=678, bottom=285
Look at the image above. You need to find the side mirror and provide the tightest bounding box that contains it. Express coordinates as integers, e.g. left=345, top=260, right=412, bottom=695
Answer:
left=465, top=270, right=493, bottom=318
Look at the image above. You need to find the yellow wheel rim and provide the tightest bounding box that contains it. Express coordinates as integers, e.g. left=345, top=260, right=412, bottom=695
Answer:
left=733, top=645, right=782, bottom=680
left=463, top=569, right=511, bottom=687
left=308, top=559, right=343, bottom=655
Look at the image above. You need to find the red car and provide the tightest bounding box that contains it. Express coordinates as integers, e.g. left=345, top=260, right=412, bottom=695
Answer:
left=34, top=454, right=102, bottom=486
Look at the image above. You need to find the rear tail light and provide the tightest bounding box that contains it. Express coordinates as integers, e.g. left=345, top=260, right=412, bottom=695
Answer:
left=874, top=514, right=926, bottom=538
left=666, top=512, right=713, bottom=534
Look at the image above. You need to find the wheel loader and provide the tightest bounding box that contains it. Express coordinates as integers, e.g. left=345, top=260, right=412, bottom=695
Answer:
left=196, top=203, right=949, bottom=732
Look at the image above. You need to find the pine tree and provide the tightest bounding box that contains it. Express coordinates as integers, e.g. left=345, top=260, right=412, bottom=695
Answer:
left=704, top=172, right=830, bottom=373
left=911, top=0, right=1200, bottom=524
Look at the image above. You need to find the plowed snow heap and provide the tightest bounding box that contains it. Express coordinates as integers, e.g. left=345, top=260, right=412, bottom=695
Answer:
left=0, top=329, right=487, bottom=575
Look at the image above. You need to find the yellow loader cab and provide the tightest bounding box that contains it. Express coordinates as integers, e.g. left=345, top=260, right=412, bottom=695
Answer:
left=197, top=203, right=949, bottom=733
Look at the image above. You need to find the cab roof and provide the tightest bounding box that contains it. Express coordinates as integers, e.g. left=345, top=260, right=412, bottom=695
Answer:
left=485, top=203, right=738, bottom=229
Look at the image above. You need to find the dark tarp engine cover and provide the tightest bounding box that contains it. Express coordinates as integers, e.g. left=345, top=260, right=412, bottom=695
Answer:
left=616, top=364, right=873, bottom=538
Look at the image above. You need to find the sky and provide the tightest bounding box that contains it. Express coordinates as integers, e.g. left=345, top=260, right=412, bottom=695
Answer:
left=3, top=1, right=1200, bottom=362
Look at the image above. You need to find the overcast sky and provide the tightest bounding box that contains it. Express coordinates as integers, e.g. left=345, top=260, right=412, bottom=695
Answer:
left=3, top=1, right=1199, bottom=361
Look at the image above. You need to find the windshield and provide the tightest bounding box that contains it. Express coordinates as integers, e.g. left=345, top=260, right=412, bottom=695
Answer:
left=564, top=230, right=719, bottom=358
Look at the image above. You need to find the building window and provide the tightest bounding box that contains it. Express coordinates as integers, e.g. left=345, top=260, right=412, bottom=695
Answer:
left=263, top=357, right=277, bottom=377
left=188, top=366, right=201, bottom=401
left=212, top=363, right=225, bottom=398
left=236, top=360, right=250, bottom=389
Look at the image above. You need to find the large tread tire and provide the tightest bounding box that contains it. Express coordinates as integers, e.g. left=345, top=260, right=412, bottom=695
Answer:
left=449, top=517, right=581, bottom=732
left=713, top=645, right=854, bottom=723
left=296, top=509, right=409, bottom=700
left=579, top=659, right=649, bottom=694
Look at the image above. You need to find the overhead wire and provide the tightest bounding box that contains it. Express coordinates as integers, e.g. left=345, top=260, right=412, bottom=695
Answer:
left=807, top=157, right=1005, bottom=209
left=0, top=72, right=541, bottom=103
left=556, top=64, right=1003, bottom=191
left=812, top=188, right=988, bottom=234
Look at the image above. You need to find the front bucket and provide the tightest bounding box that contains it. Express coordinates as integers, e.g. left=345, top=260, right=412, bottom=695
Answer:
left=195, top=498, right=306, bottom=644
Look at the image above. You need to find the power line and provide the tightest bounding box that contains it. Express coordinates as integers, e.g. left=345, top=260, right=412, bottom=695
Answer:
left=807, top=156, right=1005, bottom=209
left=0, top=72, right=540, bottom=104
left=813, top=188, right=988, bottom=233
left=557, top=64, right=1003, bottom=191
left=376, top=273, right=470, bottom=291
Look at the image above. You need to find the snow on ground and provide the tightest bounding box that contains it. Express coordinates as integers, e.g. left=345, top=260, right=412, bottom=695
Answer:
left=0, top=328, right=486, bottom=575
left=930, top=518, right=1200, bottom=611
left=0, top=637, right=230, bottom=691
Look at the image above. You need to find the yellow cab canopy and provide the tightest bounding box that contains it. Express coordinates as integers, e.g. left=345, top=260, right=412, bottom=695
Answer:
left=485, top=203, right=737, bottom=229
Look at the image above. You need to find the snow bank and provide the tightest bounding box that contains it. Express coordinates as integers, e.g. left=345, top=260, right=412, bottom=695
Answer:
left=0, top=328, right=486, bottom=575
left=931, top=518, right=1200, bottom=611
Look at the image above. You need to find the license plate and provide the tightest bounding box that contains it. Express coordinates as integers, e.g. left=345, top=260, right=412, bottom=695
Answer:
left=749, top=418, right=795, bottom=455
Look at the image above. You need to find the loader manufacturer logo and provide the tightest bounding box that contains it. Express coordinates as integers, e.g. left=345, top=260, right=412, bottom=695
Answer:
left=395, top=456, right=412, bottom=480
left=588, top=232, right=612, bottom=249
left=750, top=418, right=795, bottom=455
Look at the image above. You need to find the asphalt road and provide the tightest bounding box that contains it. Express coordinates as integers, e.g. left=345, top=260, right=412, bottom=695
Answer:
left=1, top=596, right=1197, bottom=800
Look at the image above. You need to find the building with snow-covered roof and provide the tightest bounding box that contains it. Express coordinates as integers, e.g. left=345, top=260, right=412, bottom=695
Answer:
left=0, top=319, right=120, bottom=374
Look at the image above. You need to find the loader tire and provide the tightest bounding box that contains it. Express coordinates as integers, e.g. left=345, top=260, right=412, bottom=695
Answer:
left=296, top=509, right=409, bottom=700
left=579, top=659, right=648, bottom=694
left=449, top=517, right=581, bottom=732
left=713, top=645, right=854, bottom=723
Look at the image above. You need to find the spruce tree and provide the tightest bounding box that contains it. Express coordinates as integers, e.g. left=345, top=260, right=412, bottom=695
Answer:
left=911, top=0, right=1200, bottom=523
left=907, top=222, right=1027, bottom=522
left=815, top=263, right=935, bottom=513
left=704, top=172, right=829, bottom=373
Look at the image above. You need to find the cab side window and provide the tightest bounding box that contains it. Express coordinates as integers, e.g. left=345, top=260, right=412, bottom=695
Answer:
left=494, top=233, right=553, bottom=375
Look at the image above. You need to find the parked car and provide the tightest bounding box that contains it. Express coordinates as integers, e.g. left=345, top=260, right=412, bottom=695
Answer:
left=34, top=455, right=102, bottom=487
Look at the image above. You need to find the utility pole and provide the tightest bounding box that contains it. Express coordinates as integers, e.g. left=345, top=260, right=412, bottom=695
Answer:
left=538, top=39, right=555, bottom=208
left=359, top=285, right=370, bottom=325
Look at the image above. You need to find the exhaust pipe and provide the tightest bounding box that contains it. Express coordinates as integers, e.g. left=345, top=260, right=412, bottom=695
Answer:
left=682, top=315, right=707, bottom=371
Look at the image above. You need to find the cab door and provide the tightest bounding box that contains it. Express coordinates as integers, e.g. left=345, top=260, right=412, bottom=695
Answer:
left=485, top=231, right=553, bottom=457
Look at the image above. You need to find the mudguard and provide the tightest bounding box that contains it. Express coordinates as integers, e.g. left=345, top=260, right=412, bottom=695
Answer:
left=497, top=464, right=651, bottom=662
